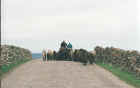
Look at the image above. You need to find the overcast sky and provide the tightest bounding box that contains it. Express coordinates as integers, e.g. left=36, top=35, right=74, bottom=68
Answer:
left=1, top=0, right=140, bottom=53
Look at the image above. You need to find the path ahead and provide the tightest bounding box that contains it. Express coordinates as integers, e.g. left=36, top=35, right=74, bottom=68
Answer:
left=2, top=59, right=134, bottom=88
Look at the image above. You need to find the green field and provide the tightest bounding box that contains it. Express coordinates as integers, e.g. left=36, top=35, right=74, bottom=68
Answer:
left=97, top=63, right=140, bottom=88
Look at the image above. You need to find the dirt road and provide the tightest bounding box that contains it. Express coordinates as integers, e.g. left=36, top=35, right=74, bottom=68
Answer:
left=2, top=59, right=134, bottom=88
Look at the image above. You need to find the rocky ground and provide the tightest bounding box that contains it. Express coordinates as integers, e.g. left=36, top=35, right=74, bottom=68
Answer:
left=2, top=59, right=134, bottom=88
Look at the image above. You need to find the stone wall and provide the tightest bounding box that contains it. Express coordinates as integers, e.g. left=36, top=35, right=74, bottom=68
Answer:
left=0, top=45, right=32, bottom=66
left=94, top=46, right=140, bottom=77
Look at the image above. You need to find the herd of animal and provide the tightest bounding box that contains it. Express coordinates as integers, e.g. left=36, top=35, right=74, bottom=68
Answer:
left=41, top=42, right=140, bottom=78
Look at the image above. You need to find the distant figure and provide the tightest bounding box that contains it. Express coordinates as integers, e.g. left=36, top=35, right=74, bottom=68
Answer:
left=67, top=42, right=73, bottom=61
left=67, top=42, right=72, bottom=49
left=42, top=50, right=47, bottom=61
left=61, top=40, right=67, bottom=49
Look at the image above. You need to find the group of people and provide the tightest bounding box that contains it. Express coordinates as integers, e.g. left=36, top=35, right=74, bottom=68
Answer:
left=61, top=40, right=73, bottom=49
left=42, top=40, right=73, bottom=61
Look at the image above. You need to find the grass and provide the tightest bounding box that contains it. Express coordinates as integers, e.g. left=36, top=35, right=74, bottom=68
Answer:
left=97, top=63, right=140, bottom=88
left=0, top=59, right=31, bottom=78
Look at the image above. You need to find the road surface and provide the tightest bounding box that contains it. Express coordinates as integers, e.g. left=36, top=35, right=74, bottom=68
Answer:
left=2, top=59, right=134, bottom=88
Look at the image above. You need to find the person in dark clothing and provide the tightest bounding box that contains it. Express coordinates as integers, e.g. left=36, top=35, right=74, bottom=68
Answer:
left=61, top=40, right=67, bottom=48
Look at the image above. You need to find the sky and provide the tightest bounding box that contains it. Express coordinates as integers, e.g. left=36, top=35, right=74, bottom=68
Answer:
left=1, top=0, right=140, bottom=53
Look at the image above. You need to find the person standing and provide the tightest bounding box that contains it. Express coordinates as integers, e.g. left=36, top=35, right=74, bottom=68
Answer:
left=67, top=42, right=72, bottom=49
left=61, top=40, right=67, bottom=49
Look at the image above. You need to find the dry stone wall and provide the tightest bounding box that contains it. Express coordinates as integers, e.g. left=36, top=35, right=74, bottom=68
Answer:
left=94, top=46, right=140, bottom=77
left=0, top=45, right=32, bottom=66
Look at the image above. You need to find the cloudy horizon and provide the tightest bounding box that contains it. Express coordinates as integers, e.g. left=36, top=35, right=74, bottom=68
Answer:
left=1, top=0, right=140, bottom=53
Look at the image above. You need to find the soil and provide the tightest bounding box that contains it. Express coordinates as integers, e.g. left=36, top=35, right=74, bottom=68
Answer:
left=2, top=59, right=134, bottom=88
